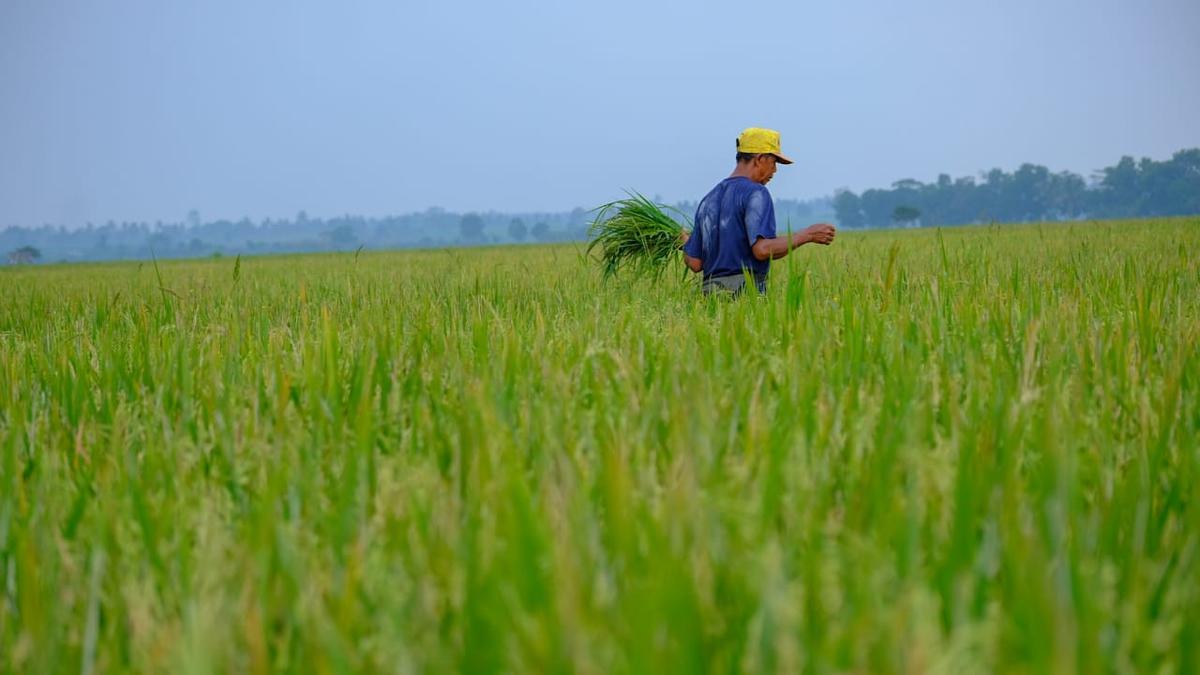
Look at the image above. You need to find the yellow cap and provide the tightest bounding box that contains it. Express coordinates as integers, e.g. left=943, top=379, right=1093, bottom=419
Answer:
left=736, top=127, right=794, bottom=164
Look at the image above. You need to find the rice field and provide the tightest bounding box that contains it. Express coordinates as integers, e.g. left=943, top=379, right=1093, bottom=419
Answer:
left=1, top=218, right=1198, bottom=674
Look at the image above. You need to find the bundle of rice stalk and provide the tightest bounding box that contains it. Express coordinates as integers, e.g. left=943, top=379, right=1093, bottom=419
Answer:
left=586, top=192, right=691, bottom=280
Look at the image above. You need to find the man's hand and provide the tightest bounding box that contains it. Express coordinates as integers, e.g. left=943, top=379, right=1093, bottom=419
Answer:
left=803, top=223, right=836, bottom=245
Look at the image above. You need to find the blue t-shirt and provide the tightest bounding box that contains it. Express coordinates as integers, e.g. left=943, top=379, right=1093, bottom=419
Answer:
left=682, top=176, right=776, bottom=280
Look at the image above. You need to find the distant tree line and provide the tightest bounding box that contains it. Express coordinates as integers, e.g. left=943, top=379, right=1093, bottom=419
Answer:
left=0, top=207, right=590, bottom=264
left=833, top=148, right=1199, bottom=229
left=8, top=147, right=1194, bottom=265
left=1, top=197, right=832, bottom=264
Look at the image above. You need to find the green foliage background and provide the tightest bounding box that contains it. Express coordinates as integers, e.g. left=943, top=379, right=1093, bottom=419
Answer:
left=1, top=219, right=1198, bottom=673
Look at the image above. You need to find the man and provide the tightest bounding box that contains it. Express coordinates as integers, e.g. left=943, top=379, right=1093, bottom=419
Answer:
left=681, top=127, right=836, bottom=295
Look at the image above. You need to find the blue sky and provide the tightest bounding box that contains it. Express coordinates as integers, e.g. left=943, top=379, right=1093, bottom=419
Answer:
left=2, top=0, right=1198, bottom=227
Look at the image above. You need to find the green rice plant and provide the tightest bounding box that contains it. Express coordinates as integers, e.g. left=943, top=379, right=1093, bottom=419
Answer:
left=586, top=191, right=690, bottom=279
left=0, top=217, right=1198, bottom=673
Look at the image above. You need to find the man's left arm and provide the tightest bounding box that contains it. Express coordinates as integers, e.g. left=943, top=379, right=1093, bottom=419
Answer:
left=680, top=230, right=703, bottom=273
left=751, top=223, right=836, bottom=261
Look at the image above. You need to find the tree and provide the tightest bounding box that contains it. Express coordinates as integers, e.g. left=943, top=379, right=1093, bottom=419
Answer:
left=860, top=188, right=898, bottom=228
left=146, top=231, right=172, bottom=252
left=508, top=217, right=527, bottom=242
left=459, top=213, right=485, bottom=242
left=1131, top=150, right=1200, bottom=216
left=322, top=224, right=357, bottom=248
left=7, top=245, right=41, bottom=264
left=1095, top=156, right=1140, bottom=218
left=892, top=205, right=921, bottom=227
left=530, top=222, right=551, bottom=242
left=1047, top=171, right=1087, bottom=220
left=891, top=179, right=924, bottom=191
left=1010, top=163, right=1051, bottom=221
left=833, top=189, right=866, bottom=229
left=1163, top=149, right=1200, bottom=215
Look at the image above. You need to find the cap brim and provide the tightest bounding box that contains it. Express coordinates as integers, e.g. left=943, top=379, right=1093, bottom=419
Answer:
left=773, top=153, right=794, bottom=165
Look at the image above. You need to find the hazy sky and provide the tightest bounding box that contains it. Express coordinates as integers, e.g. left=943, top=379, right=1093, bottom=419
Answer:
left=2, top=0, right=1198, bottom=228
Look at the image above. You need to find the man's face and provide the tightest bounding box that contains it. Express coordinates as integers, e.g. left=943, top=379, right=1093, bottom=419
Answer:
left=753, top=154, right=778, bottom=185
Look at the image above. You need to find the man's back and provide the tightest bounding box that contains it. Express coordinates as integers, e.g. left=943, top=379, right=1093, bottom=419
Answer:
left=683, top=176, right=777, bottom=281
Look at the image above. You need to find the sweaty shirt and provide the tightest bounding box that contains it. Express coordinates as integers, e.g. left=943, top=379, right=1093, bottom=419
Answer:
left=682, top=176, right=777, bottom=281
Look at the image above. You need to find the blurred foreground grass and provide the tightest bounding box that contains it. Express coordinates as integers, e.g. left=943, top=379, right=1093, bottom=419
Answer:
left=1, top=218, right=1198, bottom=673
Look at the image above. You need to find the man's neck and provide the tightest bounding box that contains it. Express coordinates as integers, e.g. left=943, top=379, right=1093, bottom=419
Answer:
left=729, top=165, right=759, bottom=183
